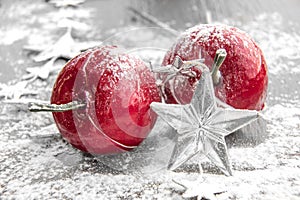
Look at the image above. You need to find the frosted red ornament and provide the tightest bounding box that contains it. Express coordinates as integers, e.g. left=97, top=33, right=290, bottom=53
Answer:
left=162, top=24, right=268, bottom=110
left=50, top=46, right=161, bottom=154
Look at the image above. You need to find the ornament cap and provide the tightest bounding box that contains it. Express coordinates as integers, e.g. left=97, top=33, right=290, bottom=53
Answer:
left=211, top=48, right=227, bottom=86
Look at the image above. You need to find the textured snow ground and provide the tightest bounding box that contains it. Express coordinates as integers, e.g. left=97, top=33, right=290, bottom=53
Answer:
left=1, top=1, right=300, bottom=200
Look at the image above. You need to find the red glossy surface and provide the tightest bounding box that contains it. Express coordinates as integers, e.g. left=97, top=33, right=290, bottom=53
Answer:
left=51, top=46, right=161, bottom=154
left=162, top=24, right=268, bottom=110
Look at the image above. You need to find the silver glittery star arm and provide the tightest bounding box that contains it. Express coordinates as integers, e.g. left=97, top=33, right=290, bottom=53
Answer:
left=207, top=108, right=260, bottom=136
left=191, top=67, right=216, bottom=120
left=168, top=132, right=203, bottom=170
left=150, top=103, right=199, bottom=134
left=202, top=130, right=233, bottom=176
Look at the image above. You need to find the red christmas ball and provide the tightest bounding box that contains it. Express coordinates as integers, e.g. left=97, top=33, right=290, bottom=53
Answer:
left=51, top=46, right=161, bottom=154
left=162, top=24, right=268, bottom=110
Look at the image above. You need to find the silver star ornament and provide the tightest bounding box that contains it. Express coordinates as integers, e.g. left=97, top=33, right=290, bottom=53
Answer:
left=151, top=66, right=260, bottom=176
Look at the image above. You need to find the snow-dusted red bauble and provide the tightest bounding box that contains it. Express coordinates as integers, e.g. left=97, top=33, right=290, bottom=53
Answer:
left=162, top=24, right=268, bottom=110
left=51, top=46, right=161, bottom=154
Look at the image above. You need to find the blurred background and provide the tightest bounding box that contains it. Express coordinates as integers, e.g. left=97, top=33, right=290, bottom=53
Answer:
left=0, top=0, right=299, bottom=78
left=0, top=0, right=300, bottom=105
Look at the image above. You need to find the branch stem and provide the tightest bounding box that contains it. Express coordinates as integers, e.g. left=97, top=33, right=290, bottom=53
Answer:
left=128, top=7, right=179, bottom=36
left=28, top=101, right=86, bottom=112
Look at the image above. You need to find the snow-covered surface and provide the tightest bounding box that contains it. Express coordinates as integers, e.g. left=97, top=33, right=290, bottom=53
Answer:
left=1, top=1, right=300, bottom=199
